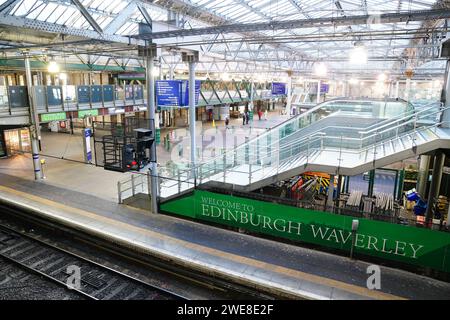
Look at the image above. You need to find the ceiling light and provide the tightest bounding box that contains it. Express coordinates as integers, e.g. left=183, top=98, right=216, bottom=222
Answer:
left=152, top=67, right=160, bottom=77
left=349, top=78, right=359, bottom=85
left=377, top=73, right=387, bottom=82
left=221, top=72, right=230, bottom=81
left=349, top=45, right=368, bottom=65
left=47, top=60, right=59, bottom=73
left=313, top=62, right=327, bottom=77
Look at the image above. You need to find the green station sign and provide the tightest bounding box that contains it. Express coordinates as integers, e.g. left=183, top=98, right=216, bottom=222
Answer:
left=40, top=112, right=67, bottom=122
left=78, top=109, right=99, bottom=118
left=161, top=190, right=450, bottom=273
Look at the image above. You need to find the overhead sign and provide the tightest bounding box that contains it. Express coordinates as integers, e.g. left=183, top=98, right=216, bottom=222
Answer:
left=40, top=112, right=67, bottom=122
left=108, top=107, right=125, bottom=114
left=320, top=83, right=330, bottom=93
left=181, top=80, right=201, bottom=106
left=78, top=109, right=99, bottom=118
left=156, top=80, right=201, bottom=107
left=156, top=80, right=183, bottom=106
left=272, top=82, right=287, bottom=95
left=118, top=73, right=146, bottom=80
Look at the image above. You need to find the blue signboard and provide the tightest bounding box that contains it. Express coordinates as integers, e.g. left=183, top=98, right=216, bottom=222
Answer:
left=320, top=83, right=329, bottom=93
left=77, top=86, right=90, bottom=104
left=84, top=128, right=92, bottom=163
left=156, top=80, right=182, bottom=106
left=156, top=80, right=201, bottom=107
left=103, top=85, right=114, bottom=102
left=272, top=82, right=287, bottom=95
left=91, top=85, right=102, bottom=103
left=180, top=80, right=201, bottom=106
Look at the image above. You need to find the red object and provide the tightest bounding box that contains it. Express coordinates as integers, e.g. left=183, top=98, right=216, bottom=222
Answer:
left=131, top=161, right=137, bottom=166
left=59, top=121, right=66, bottom=128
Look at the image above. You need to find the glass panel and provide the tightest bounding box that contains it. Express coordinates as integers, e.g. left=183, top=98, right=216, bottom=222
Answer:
left=373, top=169, right=397, bottom=197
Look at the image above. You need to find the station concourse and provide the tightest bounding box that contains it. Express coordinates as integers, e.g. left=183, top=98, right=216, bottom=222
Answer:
left=0, top=0, right=449, bottom=302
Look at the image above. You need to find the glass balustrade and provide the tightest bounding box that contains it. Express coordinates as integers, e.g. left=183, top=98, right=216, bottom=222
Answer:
left=176, top=101, right=443, bottom=190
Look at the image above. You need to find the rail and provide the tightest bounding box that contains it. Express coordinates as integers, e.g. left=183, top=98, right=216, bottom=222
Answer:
left=117, top=173, right=150, bottom=204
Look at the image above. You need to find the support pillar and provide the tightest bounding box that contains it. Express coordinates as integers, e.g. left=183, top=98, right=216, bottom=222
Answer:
left=144, top=43, right=159, bottom=214
left=316, top=79, right=321, bottom=104
left=441, top=59, right=450, bottom=128
left=425, top=151, right=445, bottom=227
left=24, top=53, right=42, bottom=180
left=336, top=175, right=343, bottom=199
left=368, top=170, right=375, bottom=197
left=395, top=81, right=399, bottom=98
left=405, top=78, right=411, bottom=102
left=327, top=174, right=335, bottom=210
left=416, top=155, right=431, bottom=197
left=285, top=71, right=293, bottom=115
left=182, top=51, right=199, bottom=180
left=189, top=61, right=196, bottom=174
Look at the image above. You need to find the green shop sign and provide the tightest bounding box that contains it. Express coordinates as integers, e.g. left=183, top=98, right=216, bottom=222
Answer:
left=78, top=109, right=99, bottom=118
left=40, top=112, right=67, bottom=122
left=161, top=190, right=450, bottom=272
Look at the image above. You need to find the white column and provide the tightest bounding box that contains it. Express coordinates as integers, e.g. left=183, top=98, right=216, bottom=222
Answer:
left=249, top=79, right=254, bottom=112
left=405, top=78, right=411, bottom=102
left=441, top=60, right=450, bottom=128
left=189, top=61, right=197, bottom=173
left=146, top=54, right=159, bottom=214
left=285, top=74, right=292, bottom=115
left=24, top=54, right=42, bottom=180
left=317, top=79, right=321, bottom=104
left=395, top=81, right=399, bottom=98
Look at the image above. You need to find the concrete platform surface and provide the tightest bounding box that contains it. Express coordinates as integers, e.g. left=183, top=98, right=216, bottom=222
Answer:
left=0, top=173, right=449, bottom=300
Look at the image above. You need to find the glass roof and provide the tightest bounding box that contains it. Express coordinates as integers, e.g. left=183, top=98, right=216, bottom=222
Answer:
left=0, top=0, right=444, bottom=75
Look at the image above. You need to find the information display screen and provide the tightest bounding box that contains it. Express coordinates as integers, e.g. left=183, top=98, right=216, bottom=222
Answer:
left=271, top=82, right=287, bottom=95
left=180, top=80, right=201, bottom=106
left=156, top=80, right=182, bottom=106
left=320, top=83, right=330, bottom=93
left=156, top=80, right=201, bottom=107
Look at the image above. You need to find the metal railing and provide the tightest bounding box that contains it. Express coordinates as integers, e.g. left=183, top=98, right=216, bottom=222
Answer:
left=157, top=101, right=448, bottom=198
left=117, top=173, right=150, bottom=204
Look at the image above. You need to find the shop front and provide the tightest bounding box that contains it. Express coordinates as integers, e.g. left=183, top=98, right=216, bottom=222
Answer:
left=0, top=126, right=31, bottom=157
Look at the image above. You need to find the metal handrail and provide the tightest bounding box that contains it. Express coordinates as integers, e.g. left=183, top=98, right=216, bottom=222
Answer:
left=189, top=103, right=441, bottom=171
left=163, top=101, right=445, bottom=184
left=357, top=103, right=443, bottom=135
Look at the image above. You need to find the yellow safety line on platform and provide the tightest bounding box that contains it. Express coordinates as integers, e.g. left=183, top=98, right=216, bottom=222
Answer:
left=0, top=185, right=405, bottom=300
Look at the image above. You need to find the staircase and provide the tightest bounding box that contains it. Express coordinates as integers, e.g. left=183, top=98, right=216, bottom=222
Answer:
left=159, top=100, right=450, bottom=199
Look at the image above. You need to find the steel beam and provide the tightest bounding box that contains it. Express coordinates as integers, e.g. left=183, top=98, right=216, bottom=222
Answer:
left=0, top=13, right=142, bottom=45
left=135, top=9, right=450, bottom=39
left=104, top=1, right=137, bottom=34
left=71, top=0, right=103, bottom=34
left=0, top=0, right=20, bottom=14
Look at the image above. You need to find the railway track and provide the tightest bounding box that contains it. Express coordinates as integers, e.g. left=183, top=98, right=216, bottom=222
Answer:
left=0, top=222, right=186, bottom=300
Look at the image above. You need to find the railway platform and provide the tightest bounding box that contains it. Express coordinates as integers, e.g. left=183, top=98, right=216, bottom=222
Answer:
left=0, top=172, right=449, bottom=300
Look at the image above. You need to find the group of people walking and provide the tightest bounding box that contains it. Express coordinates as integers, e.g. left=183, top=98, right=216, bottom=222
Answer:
left=223, top=109, right=269, bottom=129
